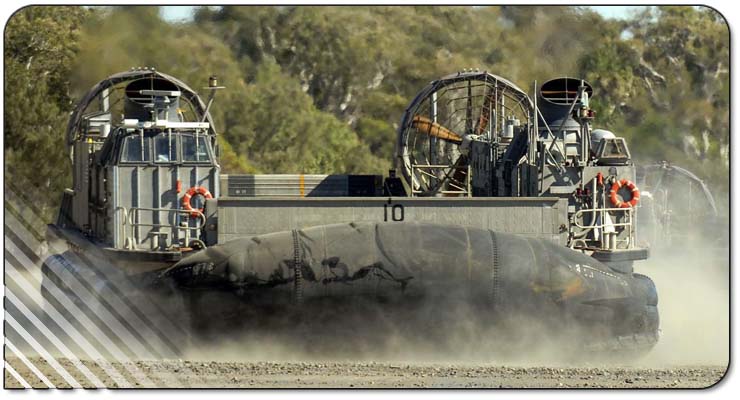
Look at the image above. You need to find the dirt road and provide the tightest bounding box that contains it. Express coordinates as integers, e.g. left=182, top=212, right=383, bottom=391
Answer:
left=4, top=356, right=726, bottom=389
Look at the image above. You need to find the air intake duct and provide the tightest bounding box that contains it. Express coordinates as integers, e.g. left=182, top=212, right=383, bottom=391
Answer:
left=538, top=77, right=593, bottom=126
left=124, top=77, right=181, bottom=122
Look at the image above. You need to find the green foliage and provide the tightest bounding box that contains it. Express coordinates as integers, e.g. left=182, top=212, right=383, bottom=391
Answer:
left=581, top=6, right=729, bottom=195
left=3, top=5, right=730, bottom=221
left=232, top=60, right=385, bottom=173
left=4, top=6, right=90, bottom=222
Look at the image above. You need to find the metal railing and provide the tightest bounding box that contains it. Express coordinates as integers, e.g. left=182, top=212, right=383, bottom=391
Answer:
left=571, top=206, right=635, bottom=251
left=118, top=206, right=205, bottom=251
left=411, top=164, right=471, bottom=197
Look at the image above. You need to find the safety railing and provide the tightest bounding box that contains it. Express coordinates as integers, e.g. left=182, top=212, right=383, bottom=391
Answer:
left=118, top=206, right=205, bottom=251
left=571, top=206, right=635, bottom=251
left=411, top=164, right=471, bottom=197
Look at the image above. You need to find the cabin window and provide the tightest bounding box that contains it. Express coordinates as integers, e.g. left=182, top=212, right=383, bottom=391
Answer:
left=154, top=133, right=178, bottom=162
left=182, top=134, right=210, bottom=163
left=121, top=135, right=151, bottom=162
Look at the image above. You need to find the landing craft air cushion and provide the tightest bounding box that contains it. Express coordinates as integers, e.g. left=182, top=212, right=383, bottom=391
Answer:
left=43, top=68, right=659, bottom=354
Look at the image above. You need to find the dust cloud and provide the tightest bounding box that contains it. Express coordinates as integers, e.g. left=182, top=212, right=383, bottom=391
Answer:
left=636, top=246, right=729, bottom=367
left=179, top=240, right=729, bottom=368
left=634, top=185, right=730, bottom=368
left=24, top=238, right=728, bottom=370
left=180, top=294, right=618, bottom=367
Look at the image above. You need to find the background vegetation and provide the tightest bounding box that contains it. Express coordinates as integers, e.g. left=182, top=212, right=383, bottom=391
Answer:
left=4, top=5, right=729, bottom=222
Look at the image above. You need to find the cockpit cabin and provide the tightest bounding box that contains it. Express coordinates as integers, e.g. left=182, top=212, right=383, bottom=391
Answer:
left=61, top=69, right=220, bottom=266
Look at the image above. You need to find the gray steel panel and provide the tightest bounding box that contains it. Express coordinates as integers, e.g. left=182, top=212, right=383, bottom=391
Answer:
left=114, top=165, right=217, bottom=250
left=223, top=174, right=350, bottom=197
left=216, top=197, right=568, bottom=245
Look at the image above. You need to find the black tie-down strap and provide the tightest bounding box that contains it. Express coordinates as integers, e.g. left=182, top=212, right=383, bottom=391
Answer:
left=490, top=231, right=500, bottom=311
left=292, top=229, right=303, bottom=305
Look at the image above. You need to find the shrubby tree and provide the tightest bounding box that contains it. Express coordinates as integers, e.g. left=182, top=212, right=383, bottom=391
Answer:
left=4, top=5, right=730, bottom=222
left=4, top=6, right=90, bottom=223
left=579, top=6, right=729, bottom=193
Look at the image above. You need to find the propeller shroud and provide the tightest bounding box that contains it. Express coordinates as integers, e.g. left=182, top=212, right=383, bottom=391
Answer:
left=395, top=71, right=533, bottom=196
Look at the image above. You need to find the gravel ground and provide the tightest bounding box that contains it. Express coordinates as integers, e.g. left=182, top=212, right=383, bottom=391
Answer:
left=4, top=356, right=727, bottom=389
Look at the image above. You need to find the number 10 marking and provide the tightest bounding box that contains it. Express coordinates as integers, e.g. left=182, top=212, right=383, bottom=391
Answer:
left=384, top=200, right=404, bottom=222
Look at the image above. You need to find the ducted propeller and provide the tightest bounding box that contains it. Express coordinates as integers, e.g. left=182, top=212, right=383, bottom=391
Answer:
left=396, top=71, right=533, bottom=197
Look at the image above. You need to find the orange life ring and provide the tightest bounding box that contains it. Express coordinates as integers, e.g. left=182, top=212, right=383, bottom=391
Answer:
left=609, top=179, right=640, bottom=208
left=182, top=186, right=213, bottom=217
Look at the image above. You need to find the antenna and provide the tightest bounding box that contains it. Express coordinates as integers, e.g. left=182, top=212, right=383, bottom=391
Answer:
left=201, top=75, right=225, bottom=123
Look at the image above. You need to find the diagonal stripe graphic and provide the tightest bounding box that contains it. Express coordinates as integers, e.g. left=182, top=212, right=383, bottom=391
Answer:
left=4, top=218, right=188, bottom=387
left=5, top=238, right=164, bottom=361
left=51, top=251, right=178, bottom=358
left=6, top=187, right=190, bottom=346
left=4, top=187, right=206, bottom=388
left=35, top=273, right=162, bottom=387
left=5, top=313, right=82, bottom=388
left=7, top=288, right=108, bottom=388
left=5, top=339, right=55, bottom=388
left=5, top=267, right=132, bottom=387
left=5, top=241, right=139, bottom=361
left=5, top=258, right=158, bottom=388
left=5, top=361, right=32, bottom=389
left=7, top=217, right=187, bottom=358
left=45, top=228, right=190, bottom=341
left=72, top=248, right=189, bottom=351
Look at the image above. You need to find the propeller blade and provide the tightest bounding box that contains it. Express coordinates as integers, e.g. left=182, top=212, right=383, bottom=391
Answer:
left=411, top=115, right=463, bottom=144
left=476, top=87, right=496, bottom=135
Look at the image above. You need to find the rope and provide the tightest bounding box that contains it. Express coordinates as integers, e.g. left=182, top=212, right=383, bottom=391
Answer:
left=292, top=229, right=303, bottom=305
left=489, top=231, right=500, bottom=312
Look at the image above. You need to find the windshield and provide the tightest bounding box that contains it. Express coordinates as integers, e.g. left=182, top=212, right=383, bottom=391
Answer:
left=121, top=134, right=151, bottom=162
left=182, top=134, right=210, bottom=163
left=154, top=133, right=178, bottom=162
